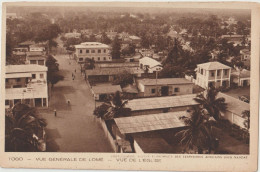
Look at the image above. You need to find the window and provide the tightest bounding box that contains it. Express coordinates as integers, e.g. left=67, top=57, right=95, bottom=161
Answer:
left=32, top=74, right=36, bottom=79
left=98, top=49, right=101, bottom=53
left=13, top=85, right=22, bottom=88
left=151, top=89, right=156, bottom=93
left=201, top=69, right=204, bottom=75
left=92, top=57, right=94, bottom=60
left=5, top=100, right=9, bottom=105
left=86, top=49, right=89, bottom=53
left=174, top=87, right=180, bottom=92
left=30, top=60, right=37, bottom=64
left=98, top=57, right=100, bottom=61
left=16, top=78, right=21, bottom=82
left=211, top=71, right=215, bottom=77
left=38, top=60, right=44, bottom=65
left=225, top=69, right=228, bottom=75
left=104, top=57, right=106, bottom=61
left=91, top=50, right=95, bottom=53
left=79, top=58, right=83, bottom=61
left=80, top=49, right=82, bottom=53
left=5, top=78, right=8, bottom=83
left=104, top=49, right=106, bottom=53
left=40, top=73, right=44, bottom=79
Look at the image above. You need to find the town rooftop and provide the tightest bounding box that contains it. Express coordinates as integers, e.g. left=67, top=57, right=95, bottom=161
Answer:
left=138, top=78, right=193, bottom=86
left=125, top=94, right=198, bottom=111
left=6, top=64, right=48, bottom=73
left=197, top=61, right=231, bottom=70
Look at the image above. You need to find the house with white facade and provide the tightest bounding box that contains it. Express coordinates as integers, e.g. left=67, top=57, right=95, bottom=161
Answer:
left=5, top=65, right=48, bottom=108
left=26, top=51, right=46, bottom=66
left=240, top=49, right=250, bottom=61
left=195, top=61, right=231, bottom=89
left=74, top=42, right=111, bottom=63
left=139, top=57, right=162, bottom=73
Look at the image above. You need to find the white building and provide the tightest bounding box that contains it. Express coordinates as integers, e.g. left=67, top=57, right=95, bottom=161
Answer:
left=74, top=42, right=111, bottom=63
left=26, top=52, right=46, bottom=66
left=195, top=61, right=231, bottom=89
left=5, top=65, right=48, bottom=108
left=139, top=57, right=162, bottom=73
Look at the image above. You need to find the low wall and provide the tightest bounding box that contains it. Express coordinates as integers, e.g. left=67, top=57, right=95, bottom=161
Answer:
left=97, top=118, right=117, bottom=152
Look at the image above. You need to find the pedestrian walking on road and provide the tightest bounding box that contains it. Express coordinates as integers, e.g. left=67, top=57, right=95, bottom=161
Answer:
left=67, top=99, right=70, bottom=106
left=54, top=109, right=57, bottom=117
left=75, top=69, right=76, bottom=73
left=72, top=73, right=74, bottom=77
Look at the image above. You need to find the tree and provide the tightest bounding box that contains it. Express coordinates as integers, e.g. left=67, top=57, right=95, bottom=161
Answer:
left=175, top=106, right=213, bottom=154
left=84, top=58, right=95, bottom=70
left=158, top=64, right=185, bottom=78
left=194, top=87, right=227, bottom=121
left=163, top=38, right=184, bottom=66
left=46, top=55, right=64, bottom=87
left=242, top=110, right=250, bottom=130
left=112, top=71, right=134, bottom=87
left=5, top=104, right=47, bottom=152
left=101, top=32, right=111, bottom=45
left=34, top=24, right=61, bottom=51
left=111, top=35, right=121, bottom=59
left=93, top=91, right=131, bottom=120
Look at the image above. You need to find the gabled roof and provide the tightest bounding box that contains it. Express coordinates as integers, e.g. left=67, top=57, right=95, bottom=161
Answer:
left=6, top=65, right=48, bottom=73
left=197, top=61, right=231, bottom=70
left=92, top=85, right=122, bottom=94
left=217, top=92, right=250, bottom=117
left=114, top=111, right=187, bottom=134
left=139, top=57, right=161, bottom=68
left=231, top=69, right=250, bottom=78
left=125, top=94, right=198, bottom=111
left=19, top=41, right=35, bottom=46
left=138, top=78, right=192, bottom=86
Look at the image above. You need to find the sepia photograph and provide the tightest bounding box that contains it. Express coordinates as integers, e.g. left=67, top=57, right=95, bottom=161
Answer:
left=0, top=1, right=259, bottom=171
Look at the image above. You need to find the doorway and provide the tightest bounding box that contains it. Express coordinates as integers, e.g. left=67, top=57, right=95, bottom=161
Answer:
left=161, top=86, right=169, bottom=96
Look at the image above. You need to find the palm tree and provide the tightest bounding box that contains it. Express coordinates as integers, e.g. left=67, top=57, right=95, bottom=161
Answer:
left=5, top=103, right=47, bottom=152
left=194, top=86, right=227, bottom=120
left=103, top=91, right=131, bottom=120
left=176, top=106, right=213, bottom=154
left=242, top=110, right=250, bottom=130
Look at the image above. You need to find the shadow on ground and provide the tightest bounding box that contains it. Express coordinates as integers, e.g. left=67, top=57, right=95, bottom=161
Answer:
left=45, top=128, right=61, bottom=152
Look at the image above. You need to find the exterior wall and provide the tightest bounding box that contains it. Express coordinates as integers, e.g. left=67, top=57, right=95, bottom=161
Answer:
left=196, top=68, right=231, bottom=89
left=140, top=84, right=193, bottom=97
left=88, top=75, right=109, bottom=83
left=28, top=59, right=45, bottom=66
left=223, top=111, right=246, bottom=129
left=75, top=47, right=111, bottom=62
left=5, top=78, right=28, bottom=88
left=133, top=140, right=144, bottom=153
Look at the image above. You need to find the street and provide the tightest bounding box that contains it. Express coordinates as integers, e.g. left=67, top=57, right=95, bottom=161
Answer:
left=42, top=53, right=113, bottom=152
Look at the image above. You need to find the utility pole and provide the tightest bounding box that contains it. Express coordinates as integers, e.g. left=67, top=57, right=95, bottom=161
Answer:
left=156, top=70, right=158, bottom=97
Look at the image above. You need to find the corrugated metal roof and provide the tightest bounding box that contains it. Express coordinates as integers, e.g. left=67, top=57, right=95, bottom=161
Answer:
left=125, top=94, right=198, bottom=111
left=6, top=65, right=48, bottom=73
left=86, top=67, right=143, bottom=76
left=197, top=62, right=231, bottom=70
left=217, top=92, right=250, bottom=117
left=92, top=85, right=122, bottom=94
left=138, top=78, right=193, bottom=86
left=114, top=111, right=187, bottom=134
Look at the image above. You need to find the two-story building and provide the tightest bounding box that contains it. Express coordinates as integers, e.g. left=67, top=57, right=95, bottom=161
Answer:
left=137, top=78, right=193, bottom=97
left=195, top=61, right=231, bottom=89
left=26, top=51, right=46, bottom=66
left=5, top=65, right=48, bottom=108
left=74, top=42, right=112, bottom=63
